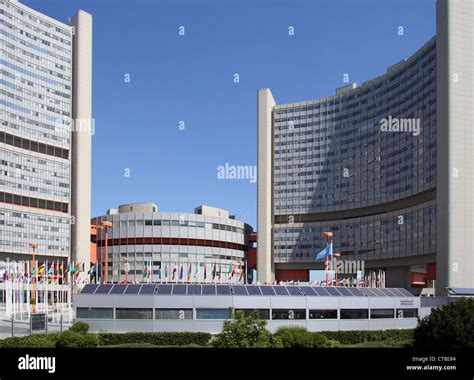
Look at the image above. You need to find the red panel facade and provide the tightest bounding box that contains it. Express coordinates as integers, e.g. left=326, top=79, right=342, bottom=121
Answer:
left=275, top=269, right=309, bottom=282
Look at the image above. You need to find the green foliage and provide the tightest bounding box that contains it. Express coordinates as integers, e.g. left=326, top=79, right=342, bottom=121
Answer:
left=55, top=330, right=99, bottom=348
left=343, top=339, right=413, bottom=348
left=98, top=332, right=212, bottom=347
left=104, top=342, right=161, bottom=348
left=312, top=332, right=329, bottom=348
left=274, top=327, right=328, bottom=348
left=212, top=310, right=275, bottom=348
left=414, top=297, right=474, bottom=349
left=319, top=329, right=414, bottom=345
left=0, top=333, right=59, bottom=348
left=69, top=321, right=90, bottom=334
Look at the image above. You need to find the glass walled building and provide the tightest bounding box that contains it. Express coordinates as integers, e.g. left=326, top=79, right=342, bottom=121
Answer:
left=92, top=203, right=252, bottom=284
left=0, top=0, right=92, bottom=270
left=257, top=0, right=474, bottom=294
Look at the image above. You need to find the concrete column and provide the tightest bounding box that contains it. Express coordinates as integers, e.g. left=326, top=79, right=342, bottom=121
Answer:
left=436, top=0, right=474, bottom=294
left=257, top=89, right=275, bottom=282
left=70, top=10, right=93, bottom=274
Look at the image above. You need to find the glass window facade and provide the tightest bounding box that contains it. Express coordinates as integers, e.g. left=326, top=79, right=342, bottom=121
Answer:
left=340, top=309, right=369, bottom=319
left=76, top=307, right=113, bottom=319
left=195, top=308, right=230, bottom=320
left=396, top=308, right=418, bottom=318
left=272, top=38, right=437, bottom=264
left=115, top=308, right=153, bottom=320
left=0, top=0, right=73, bottom=259
left=235, top=308, right=270, bottom=320
left=155, top=308, right=192, bottom=320
left=271, top=309, right=306, bottom=320
left=308, top=309, right=338, bottom=319
left=370, top=309, right=395, bottom=319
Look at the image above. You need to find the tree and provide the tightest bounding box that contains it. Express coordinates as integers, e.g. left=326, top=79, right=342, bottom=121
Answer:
left=212, top=309, right=280, bottom=348
left=414, top=297, right=474, bottom=348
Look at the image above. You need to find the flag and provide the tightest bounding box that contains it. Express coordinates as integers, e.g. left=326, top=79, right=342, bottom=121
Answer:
left=179, top=264, right=183, bottom=281
left=204, top=264, right=207, bottom=280
left=172, top=263, right=177, bottom=280
left=227, top=263, right=232, bottom=279
left=315, top=241, right=333, bottom=261
left=187, top=263, right=192, bottom=282
left=143, top=262, right=148, bottom=280
left=231, top=264, right=236, bottom=277
left=239, top=267, right=243, bottom=281
left=212, top=262, right=216, bottom=280
left=38, top=264, right=45, bottom=275
left=157, top=265, right=161, bottom=280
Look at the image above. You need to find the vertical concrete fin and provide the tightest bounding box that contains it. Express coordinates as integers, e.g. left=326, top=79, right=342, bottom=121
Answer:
left=70, top=10, right=93, bottom=274
left=257, top=89, right=276, bottom=282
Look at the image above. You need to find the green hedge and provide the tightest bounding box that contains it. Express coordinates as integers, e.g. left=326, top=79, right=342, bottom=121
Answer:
left=274, top=327, right=328, bottom=348
left=98, top=332, right=212, bottom=347
left=0, top=333, right=60, bottom=348
left=319, top=329, right=414, bottom=345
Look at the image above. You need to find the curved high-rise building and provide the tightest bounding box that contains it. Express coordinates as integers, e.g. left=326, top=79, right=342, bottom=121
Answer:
left=0, top=0, right=92, bottom=271
left=257, top=0, right=474, bottom=294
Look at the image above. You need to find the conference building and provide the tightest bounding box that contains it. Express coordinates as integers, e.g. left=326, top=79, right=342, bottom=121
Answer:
left=91, top=203, right=252, bottom=284
left=257, top=0, right=474, bottom=294
left=0, top=0, right=92, bottom=270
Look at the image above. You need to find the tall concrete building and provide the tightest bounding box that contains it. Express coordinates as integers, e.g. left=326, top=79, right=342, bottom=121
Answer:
left=257, top=0, right=473, bottom=294
left=0, top=0, right=92, bottom=271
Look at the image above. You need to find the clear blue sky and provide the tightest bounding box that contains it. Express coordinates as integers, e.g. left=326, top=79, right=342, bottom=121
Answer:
left=24, top=0, right=435, bottom=228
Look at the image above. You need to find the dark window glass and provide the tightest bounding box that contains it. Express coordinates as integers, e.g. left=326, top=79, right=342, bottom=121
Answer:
left=145, top=220, right=152, bottom=226
left=309, top=309, right=338, bottom=319
left=370, top=309, right=395, bottom=319
left=235, top=309, right=270, bottom=320
left=271, top=309, right=306, bottom=320
left=77, top=307, right=113, bottom=319
left=155, top=309, right=192, bottom=320
left=115, top=308, right=153, bottom=319
left=340, top=309, right=368, bottom=319
left=396, top=309, right=418, bottom=318
left=196, top=308, right=230, bottom=320
left=153, top=220, right=161, bottom=226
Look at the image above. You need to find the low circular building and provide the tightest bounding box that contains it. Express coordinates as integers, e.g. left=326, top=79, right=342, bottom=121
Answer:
left=91, top=203, right=251, bottom=284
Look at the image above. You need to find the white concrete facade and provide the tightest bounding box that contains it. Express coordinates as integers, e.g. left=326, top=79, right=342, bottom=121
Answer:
left=436, top=0, right=474, bottom=294
left=257, top=89, right=275, bottom=283
left=70, top=10, right=93, bottom=274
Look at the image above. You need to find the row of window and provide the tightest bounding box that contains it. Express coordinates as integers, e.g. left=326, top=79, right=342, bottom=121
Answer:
left=76, top=307, right=418, bottom=321
left=105, top=219, right=244, bottom=233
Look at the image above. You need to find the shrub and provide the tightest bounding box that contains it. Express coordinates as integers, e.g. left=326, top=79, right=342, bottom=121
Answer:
left=0, top=333, right=59, bottom=348
left=274, top=327, right=328, bottom=348
left=319, top=329, right=414, bottom=345
left=414, top=297, right=474, bottom=349
left=105, top=342, right=161, bottom=348
left=212, top=310, right=273, bottom=348
left=69, top=321, right=90, bottom=335
left=312, top=332, right=329, bottom=348
left=98, top=332, right=212, bottom=347
left=56, top=330, right=99, bottom=348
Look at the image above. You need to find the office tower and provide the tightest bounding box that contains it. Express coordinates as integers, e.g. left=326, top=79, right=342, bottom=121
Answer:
left=257, top=0, right=473, bottom=294
left=0, top=0, right=92, bottom=272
